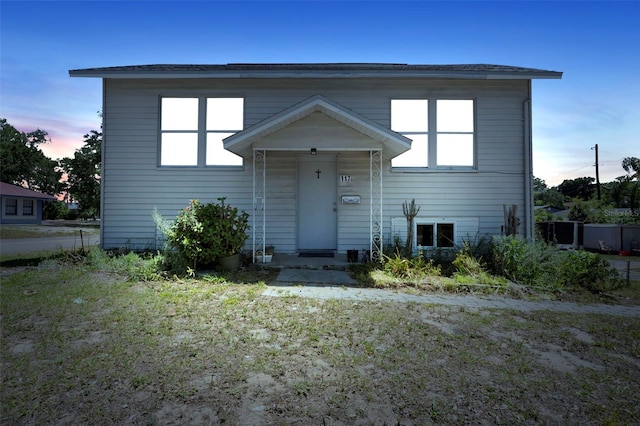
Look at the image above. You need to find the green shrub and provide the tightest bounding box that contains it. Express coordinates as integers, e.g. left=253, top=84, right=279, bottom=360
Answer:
left=490, top=236, right=622, bottom=292
left=164, top=198, right=250, bottom=269
left=555, top=250, right=622, bottom=292
left=490, top=236, right=553, bottom=288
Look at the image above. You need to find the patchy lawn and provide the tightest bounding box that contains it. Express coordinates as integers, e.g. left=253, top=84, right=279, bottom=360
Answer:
left=0, top=221, right=99, bottom=239
left=1, top=260, right=639, bottom=425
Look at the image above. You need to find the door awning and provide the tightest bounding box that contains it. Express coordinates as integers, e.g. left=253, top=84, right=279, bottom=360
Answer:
left=224, top=94, right=411, bottom=158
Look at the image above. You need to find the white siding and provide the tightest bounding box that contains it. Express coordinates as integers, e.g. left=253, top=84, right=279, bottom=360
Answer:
left=101, top=78, right=529, bottom=251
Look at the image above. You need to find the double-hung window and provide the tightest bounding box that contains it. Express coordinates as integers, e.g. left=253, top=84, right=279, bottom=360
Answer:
left=436, top=100, right=474, bottom=167
left=5, top=199, right=17, bottom=215
left=160, top=97, right=244, bottom=167
left=391, top=99, right=429, bottom=167
left=22, top=200, right=34, bottom=216
left=391, top=98, right=475, bottom=169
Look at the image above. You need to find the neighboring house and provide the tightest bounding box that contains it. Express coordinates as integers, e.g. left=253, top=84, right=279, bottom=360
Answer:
left=70, top=63, right=562, bottom=260
left=0, top=182, right=56, bottom=225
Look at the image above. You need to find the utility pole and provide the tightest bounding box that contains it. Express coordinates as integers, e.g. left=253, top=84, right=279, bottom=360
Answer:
left=592, top=144, right=601, bottom=200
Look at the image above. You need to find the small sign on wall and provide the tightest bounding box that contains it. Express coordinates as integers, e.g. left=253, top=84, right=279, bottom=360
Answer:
left=341, top=195, right=360, bottom=204
left=340, top=175, right=353, bottom=187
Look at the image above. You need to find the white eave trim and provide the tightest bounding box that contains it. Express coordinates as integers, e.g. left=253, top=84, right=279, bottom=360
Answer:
left=224, top=94, right=412, bottom=158
left=69, top=70, right=561, bottom=80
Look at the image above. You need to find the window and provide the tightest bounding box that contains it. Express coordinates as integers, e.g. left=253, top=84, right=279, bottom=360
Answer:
left=416, top=222, right=455, bottom=248
left=391, top=99, right=475, bottom=169
left=437, top=100, right=474, bottom=167
left=22, top=200, right=34, bottom=216
left=206, top=98, right=243, bottom=166
left=391, top=99, right=428, bottom=167
left=5, top=198, right=17, bottom=215
left=160, top=97, right=244, bottom=167
left=161, top=98, right=199, bottom=166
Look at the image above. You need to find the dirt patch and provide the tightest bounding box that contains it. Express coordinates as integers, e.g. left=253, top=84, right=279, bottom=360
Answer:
left=1, top=268, right=639, bottom=424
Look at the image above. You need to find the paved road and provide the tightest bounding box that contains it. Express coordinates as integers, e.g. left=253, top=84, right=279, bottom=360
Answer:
left=0, top=234, right=100, bottom=256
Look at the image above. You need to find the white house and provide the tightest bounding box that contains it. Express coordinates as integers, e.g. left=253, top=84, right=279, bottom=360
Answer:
left=69, top=63, right=562, bottom=260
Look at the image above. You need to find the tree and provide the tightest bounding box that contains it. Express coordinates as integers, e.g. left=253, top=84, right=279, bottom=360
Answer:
left=557, top=177, right=595, bottom=201
left=568, top=199, right=590, bottom=222
left=0, top=118, right=62, bottom=195
left=622, top=156, right=640, bottom=214
left=533, top=177, right=547, bottom=194
left=60, top=130, right=101, bottom=219
left=533, top=177, right=564, bottom=209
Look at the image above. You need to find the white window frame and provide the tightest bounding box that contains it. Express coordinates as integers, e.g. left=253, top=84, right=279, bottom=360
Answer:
left=391, top=98, right=476, bottom=170
left=415, top=221, right=456, bottom=249
left=159, top=96, right=244, bottom=168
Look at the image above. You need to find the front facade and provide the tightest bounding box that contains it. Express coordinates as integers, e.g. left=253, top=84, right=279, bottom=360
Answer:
left=0, top=182, right=55, bottom=225
left=70, top=63, right=562, bottom=259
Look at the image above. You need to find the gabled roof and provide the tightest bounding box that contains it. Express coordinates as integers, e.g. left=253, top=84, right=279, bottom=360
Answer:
left=0, top=182, right=56, bottom=200
left=69, top=63, right=562, bottom=80
left=223, top=95, right=412, bottom=158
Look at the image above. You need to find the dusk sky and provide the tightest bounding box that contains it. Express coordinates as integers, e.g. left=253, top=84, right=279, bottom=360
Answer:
left=1, top=1, right=638, bottom=187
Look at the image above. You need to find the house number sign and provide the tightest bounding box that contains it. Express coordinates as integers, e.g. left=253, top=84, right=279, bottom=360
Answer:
left=340, top=175, right=352, bottom=183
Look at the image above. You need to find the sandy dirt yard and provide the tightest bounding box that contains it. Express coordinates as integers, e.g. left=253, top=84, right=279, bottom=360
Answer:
left=1, top=262, right=639, bottom=425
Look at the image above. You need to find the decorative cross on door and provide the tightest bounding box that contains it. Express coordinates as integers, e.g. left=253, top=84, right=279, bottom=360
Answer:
left=315, top=169, right=322, bottom=179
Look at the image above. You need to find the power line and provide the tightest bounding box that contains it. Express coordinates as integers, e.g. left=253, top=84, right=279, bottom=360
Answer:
left=547, top=164, right=592, bottom=180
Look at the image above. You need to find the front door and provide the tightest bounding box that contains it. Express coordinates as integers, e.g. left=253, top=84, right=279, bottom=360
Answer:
left=298, top=155, right=337, bottom=250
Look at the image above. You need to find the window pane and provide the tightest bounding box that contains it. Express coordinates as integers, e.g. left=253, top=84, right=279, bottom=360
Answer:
left=391, top=99, right=428, bottom=132
left=23, top=200, right=34, bottom=215
left=437, top=100, right=473, bottom=132
left=161, top=98, right=198, bottom=130
left=437, top=223, right=454, bottom=247
left=437, top=134, right=474, bottom=166
left=6, top=199, right=17, bottom=215
left=207, top=98, right=243, bottom=130
left=161, top=133, right=198, bottom=165
left=417, top=224, right=434, bottom=247
left=206, top=133, right=243, bottom=166
left=392, top=134, right=429, bottom=167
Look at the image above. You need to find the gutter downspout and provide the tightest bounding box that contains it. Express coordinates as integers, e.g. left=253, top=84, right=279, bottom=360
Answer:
left=100, top=79, right=106, bottom=249
left=523, top=82, right=534, bottom=239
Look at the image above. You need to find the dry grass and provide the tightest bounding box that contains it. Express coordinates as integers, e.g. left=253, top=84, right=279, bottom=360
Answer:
left=1, top=258, right=639, bottom=425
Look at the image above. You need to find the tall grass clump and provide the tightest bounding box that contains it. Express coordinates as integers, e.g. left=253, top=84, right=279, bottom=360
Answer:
left=382, top=252, right=441, bottom=279
left=490, top=236, right=552, bottom=288
left=490, top=236, right=622, bottom=292
left=452, top=243, right=507, bottom=287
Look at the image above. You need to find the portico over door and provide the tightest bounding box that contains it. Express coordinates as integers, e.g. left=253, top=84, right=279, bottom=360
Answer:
left=298, top=155, right=337, bottom=250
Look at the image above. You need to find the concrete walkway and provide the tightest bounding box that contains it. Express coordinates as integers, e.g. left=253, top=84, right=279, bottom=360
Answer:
left=265, top=268, right=640, bottom=318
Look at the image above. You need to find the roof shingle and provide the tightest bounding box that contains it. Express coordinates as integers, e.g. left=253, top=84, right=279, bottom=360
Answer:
left=0, top=182, right=56, bottom=200
left=69, top=63, right=562, bottom=79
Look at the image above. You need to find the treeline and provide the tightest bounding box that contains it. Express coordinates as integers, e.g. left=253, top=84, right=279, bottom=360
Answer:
left=535, top=157, right=639, bottom=223
left=0, top=118, right=101, bottom=219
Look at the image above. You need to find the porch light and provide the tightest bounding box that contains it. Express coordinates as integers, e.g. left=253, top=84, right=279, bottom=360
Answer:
left=310, top=148, right=317, bottom=155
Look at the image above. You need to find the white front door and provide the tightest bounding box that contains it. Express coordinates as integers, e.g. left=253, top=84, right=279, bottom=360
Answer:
left=298, top=155, right=337, bottom=250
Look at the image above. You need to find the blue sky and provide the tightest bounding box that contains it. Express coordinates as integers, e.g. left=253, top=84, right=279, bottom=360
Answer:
left=1, top=0, right=638, bottom=186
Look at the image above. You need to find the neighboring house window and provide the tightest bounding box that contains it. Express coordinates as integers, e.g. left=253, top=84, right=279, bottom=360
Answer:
left=23, top=199, right=34, bottom=216
left=391, top=99, right=475, bottom=169
left=416, top=222, right=455, bottom=248
left=391, top=99, right=428, bottom=167
left=5, top=198, right=17, bottom=215
left=160, top=97, right=244, bottom=167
